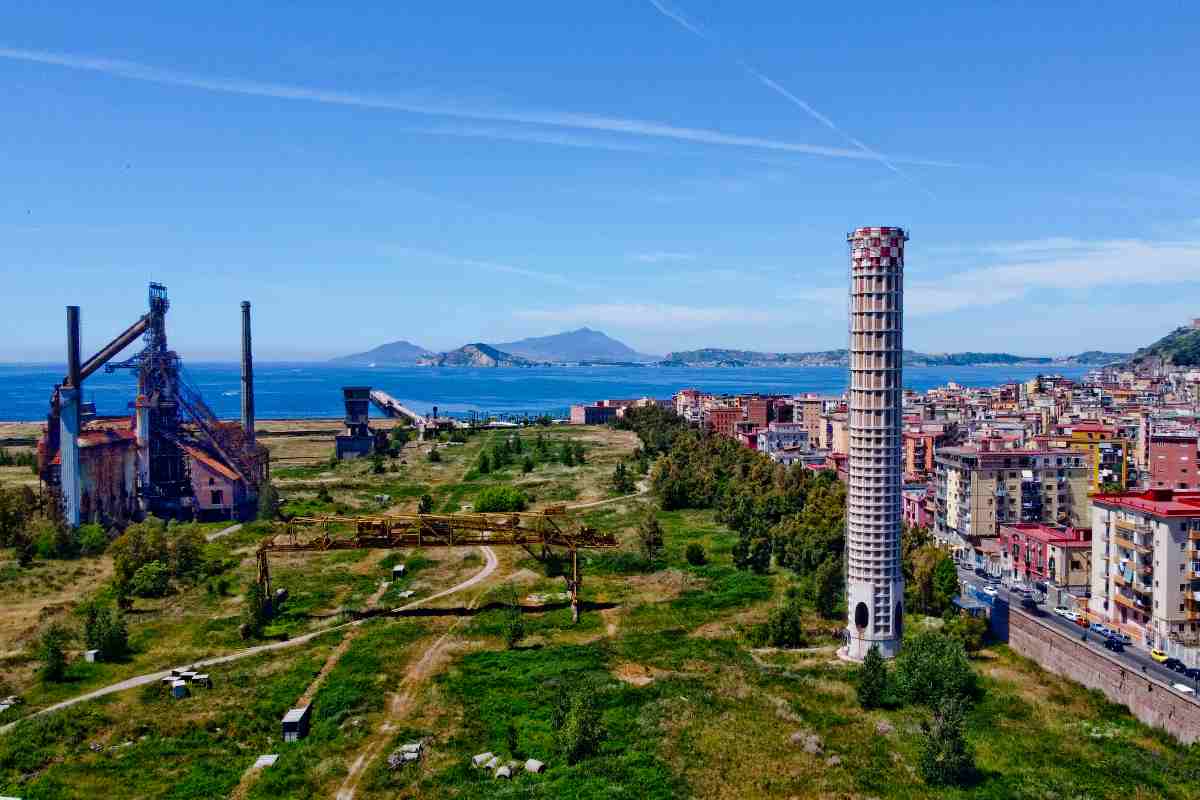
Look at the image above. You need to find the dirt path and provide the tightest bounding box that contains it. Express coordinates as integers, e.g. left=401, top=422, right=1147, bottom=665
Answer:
left=205, top=522, right=243, bottom=541
left=566, top=479, right=650, bottom=511
left=0, top=546, right=499, bottom=735
left=334, top=547, right=498, bottom=800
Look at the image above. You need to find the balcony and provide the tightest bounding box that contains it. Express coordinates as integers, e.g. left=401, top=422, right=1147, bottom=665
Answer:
left=1115, top=518, right=1150, bottom=535
left=1113, top=593, right=1147, bottom=612
left=1131, top=582, right=1153, bottom=596
left=1190, top=530, right=1200, bottom=542
left=1112, top=534, right=1152, bottom=554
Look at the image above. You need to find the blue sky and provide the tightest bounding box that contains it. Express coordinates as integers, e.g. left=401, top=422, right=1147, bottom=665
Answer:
left=2, top=1, right=1199, bottom=361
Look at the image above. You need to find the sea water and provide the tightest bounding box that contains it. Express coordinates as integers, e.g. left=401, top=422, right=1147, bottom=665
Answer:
left=0, top=363, right=1092, bottom=422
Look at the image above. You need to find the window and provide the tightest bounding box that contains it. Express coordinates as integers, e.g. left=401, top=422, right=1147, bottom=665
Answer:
left=211, top=489, right=224, bottom=506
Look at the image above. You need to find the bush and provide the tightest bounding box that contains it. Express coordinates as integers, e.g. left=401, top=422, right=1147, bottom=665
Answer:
left=38, top=623, right=71, bottom=683
left=944, top=612, right=988, bottom=653
left=684, top=542, right=707, bottom=566
left=857, top=644, right=889, bottom=709
left=612, top=462, right=635, bottom=494
left=77, top=523, right=109, bottom=556
left=893, top=630, right=977, bottom=708
left=813, top=557, right=843, bottom=619
left=170, top=527, right=205, bottom=579
left=522, top=455, right=534, bottom=474
left=498, top=585, right=525, bottom=650
left=129, top=560, right=171, bottom=598
left=478, top=453, right=492, bottom=474
left=418, top=493, right=434, bottom=514
left=474, top=486, right=529, bottom=513
left=243, top=582, right=269, bottom=638
left=919, top=695, right=975, bottom=786
left=428, top=446, right=442, bottom=463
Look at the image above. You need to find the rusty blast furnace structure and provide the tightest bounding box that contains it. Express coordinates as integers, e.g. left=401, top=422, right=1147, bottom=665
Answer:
left=41, top=283, right=265, bottom=525
left=845, top=227, right=907, bottom=660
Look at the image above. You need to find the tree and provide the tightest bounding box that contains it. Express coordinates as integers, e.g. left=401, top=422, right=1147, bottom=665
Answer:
left=475, top=486, right=529, bottom=513
left=908, top=547, right=957, bottom=617
left=77, top=523, right=109, bottom=556
left=522, top=455, right=534, bottom=474
left=893, top=630, right=977, bottom=708
left=932, top=557, right=960, bottom=612
left=944, top=613, right=988, bottom=654
left=130, top=561, right=170, bottom=598
left=919, top=695, right=975, bottom=786
left=477, top=453, right=492, bottom=474
left=636, top=509, right=664, bottom=565
left=611, top=462, right=635, bottom=494
left=0, top=486, right=36, bottom=547
left=110, top=518, right=169, bottom=601
left=732, top=533, right=772, bottom=574
left=257, top=481, right=281, bottom=521
left=685, top=542, right=707, bottom=566
left=38, top=623, right=71, bottom=683
left=243, top=582, right=270, bottom=638
left=554, top=682, right=605, bottom=764
left=571, top=442, right=585, bottom=465
left=371, top=452, right=386, bottom=474
left=813, top=557, right=844, bottom=619
left=857, top=644, right=889, bottom=709
left=389, top=425, right=411, bottom=455
left=418, top=493, right=434, bottom=514
left=427, top=446, right=442, bottom=463
left=171, top=526, right=205, bottom=579
left=498, top=584, right=525, bottom=650
left=83, top=603, right=128, bottom=662
left=754, top=589, right=806, bottom=648
left=560, top=442, right=575, bottom=467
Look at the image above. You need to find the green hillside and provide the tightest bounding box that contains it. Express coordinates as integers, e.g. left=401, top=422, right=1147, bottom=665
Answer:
left=1133, top=327, right=1200, bottom=366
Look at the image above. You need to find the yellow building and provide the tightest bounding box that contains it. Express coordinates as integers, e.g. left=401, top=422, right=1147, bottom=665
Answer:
left=1048, top=422, right=1130, bottom=492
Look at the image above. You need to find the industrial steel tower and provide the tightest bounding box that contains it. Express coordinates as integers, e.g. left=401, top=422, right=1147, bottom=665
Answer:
left=844, top=226, right=907, bottom=660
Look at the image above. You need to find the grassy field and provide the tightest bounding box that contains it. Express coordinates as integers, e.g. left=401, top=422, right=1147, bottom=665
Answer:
left=3, top=423, right=1200, bottom=798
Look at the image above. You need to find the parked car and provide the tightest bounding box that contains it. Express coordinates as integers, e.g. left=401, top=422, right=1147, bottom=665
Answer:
left=1089, top=622, right=1108, bottom=635
left=1053, top=606, right=1070, bottom=618
left=1165, top=658, right=1187, bottom=673
left=974, top=567, right=988, bottom=578
left=1172, top=683, right=1195, bottom=695
left=1075, top=615, right=1089, bottom=628
left=982, top=585, right=999, bottom=597
left=1020, top=596, right=1039, bottom=612
left=1150, top=648, right=1169, bottom=663
left=1115, top=631, right=1133, bottom=645
left=1104, top=638, right=1125, bottom=653
left=1183, top=667, right=1200, bottom=681
left=1062, top=609, right=1081, bottom=622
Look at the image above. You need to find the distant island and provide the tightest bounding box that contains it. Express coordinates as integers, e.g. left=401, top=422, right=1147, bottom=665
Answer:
left=332, top=330, right=1128, bottom=369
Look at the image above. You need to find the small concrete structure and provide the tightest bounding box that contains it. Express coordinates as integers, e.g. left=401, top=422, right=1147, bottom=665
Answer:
left=397, top=589, right=415, bottom=599
left=84, top=649, right=100, bottom=663
left=282, top=704, right=312, bottom=742
left=495, top=765, right=512, bottom=779
left=524, top=759, right=545, bottom=774
left=392, top=564, right=406, bottom=578
left=253, top=754, right=278, bottom=770
left=170, top=680, right=190, bottom=699
left=191, top=674, right=212, bottom=688
left=472, top=752, right=494, bottom=768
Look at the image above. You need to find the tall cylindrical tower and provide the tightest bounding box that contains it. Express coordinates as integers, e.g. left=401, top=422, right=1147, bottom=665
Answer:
left=844, top=226, right=907, bottom=660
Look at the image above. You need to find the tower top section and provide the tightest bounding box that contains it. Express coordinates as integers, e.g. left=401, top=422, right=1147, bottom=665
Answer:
left=847, top=226, right=909, bottom=241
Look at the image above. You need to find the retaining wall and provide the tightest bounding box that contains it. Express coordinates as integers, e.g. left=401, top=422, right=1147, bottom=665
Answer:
left=1008, top=609, right=1200, bottom=743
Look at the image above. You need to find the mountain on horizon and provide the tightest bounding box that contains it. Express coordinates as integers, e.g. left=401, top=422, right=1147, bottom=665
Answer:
left=417, top=343, right=539, bottom=368
left=331, top=340, right=432, bottom=366
left=491, top=327, right=658, bottom=363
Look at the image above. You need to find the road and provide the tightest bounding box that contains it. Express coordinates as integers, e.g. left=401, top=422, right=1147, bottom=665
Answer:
left=0, top=545, right=498, bottom=735
left=956, top=565, right=1200, bottom=693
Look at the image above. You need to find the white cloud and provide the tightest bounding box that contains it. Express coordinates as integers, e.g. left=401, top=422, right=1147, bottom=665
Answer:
left=515, top=303, right=773, bottom=327
left=792, top=236, right=1200, bottom=317
left=630, top=251, right=696, bottom=263
left=0, top=46, right=961, bottom=167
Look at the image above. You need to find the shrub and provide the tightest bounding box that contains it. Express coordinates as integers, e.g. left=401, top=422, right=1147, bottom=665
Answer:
left=418, top=493, right=434, bottom=514
left=522, top=455, right=534, bottom=474
left=857, top=643, right=889, bottom=709
left=38, top=623, right=71, bottom=683
left=684, top=542, right=707, bottom=566
left=243, top=582, right=269, bottom=637
left=612, top=462, right=635, bottom=494
left=129, top=560, right=171, bottom=598
left=474, top=486, right=529, bottom=513
left=428, top=446, right=441, bottom=463
left=498, top=585, right=525, bottom=650
left=813, top=557, right=843, bottom=619
left=893, top=630, right=977, bottom=708
left=83, top=603, right=128, bottom=662
left=170, top=527, right=206, bottom=579
left=109, top=518, right=169, bottom=600
left=478, top=453, right=492, bottom=474
left=919, top=695, right=975, bottom=786
left=77, top=523, right=109, bottom=556
left=944, top=612, right=988, bottom=653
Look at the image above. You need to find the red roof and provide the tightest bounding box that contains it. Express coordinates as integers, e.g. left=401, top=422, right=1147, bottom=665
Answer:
left=1092, top=488, right=1200, bottom=517
left=182, top=445, right=242, bottom=482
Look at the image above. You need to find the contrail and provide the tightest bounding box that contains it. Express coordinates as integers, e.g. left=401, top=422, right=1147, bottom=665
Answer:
left=0, top=46, right=960, bottom=168
left=646, top=0, right=934, bottom=196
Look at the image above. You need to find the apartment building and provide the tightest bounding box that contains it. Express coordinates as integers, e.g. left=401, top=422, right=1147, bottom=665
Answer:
left=756, top=422, right=809, bottom=457
left=999, top=522, right=1091, bottom=592
left=1148, top=431, right=1199, bottom=491
left=1047, top=420, right=1131, bottom=492
left=1091, top=489, right=1200, bottom=664
left=706, top=406, right=742, bottom=438
left=674, top=389, right=702, bottom=425
left=934, top=446, right=1090, bottom=562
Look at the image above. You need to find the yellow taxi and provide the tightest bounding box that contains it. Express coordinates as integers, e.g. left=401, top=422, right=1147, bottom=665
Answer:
left=1150, top=648, right=1169, bottom=663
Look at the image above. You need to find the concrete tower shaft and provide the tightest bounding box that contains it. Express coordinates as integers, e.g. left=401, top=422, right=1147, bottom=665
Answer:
left=845, top=226, right=907, bottom=660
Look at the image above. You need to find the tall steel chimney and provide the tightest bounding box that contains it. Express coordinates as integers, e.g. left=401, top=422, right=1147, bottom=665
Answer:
left=61, top=306, right=83, bottom=526
left=241, top=301, right=255, bottom=445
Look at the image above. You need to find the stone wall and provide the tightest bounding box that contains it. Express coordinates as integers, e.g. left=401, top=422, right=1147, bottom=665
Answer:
left=1008, top=609, right=1200, bottom=743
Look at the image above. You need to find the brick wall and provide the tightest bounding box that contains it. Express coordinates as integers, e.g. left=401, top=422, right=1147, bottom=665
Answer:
left=1008, top=609, right=1200, bottom=743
